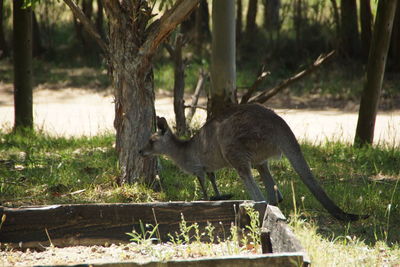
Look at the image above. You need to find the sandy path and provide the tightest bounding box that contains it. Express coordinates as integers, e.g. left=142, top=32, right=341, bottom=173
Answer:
left=0, top=88, right=399, bottom=146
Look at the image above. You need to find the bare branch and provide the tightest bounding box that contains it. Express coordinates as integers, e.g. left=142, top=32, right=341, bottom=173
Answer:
left=142, top=0, right=200, bottom=60
left=240, top=70, right=270, bottom=104
left=185, top=104, right=207, bottom=110
left=63, top=0, right=108, bottom=54
left=187, top=70, right=207, bottom=122
left=249, top=50, right=336, bottom=104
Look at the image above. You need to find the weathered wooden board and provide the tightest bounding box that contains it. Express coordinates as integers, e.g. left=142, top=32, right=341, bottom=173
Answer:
left=261, top=205, right=310, bottom=264
left=65, top=253, right=305, bottom=267
left=0, top=201, right=310, bottom=266
left=0, top=201, right=266, bottom=248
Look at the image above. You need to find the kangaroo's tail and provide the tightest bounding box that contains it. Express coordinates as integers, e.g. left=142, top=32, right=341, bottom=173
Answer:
left=273, top=116, right=368, bottom=221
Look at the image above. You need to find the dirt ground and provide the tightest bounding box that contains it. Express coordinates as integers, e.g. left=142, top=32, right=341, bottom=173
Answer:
left=0, top=85, right=399, bottom=265
left=1, top=85, right=399, bottom=146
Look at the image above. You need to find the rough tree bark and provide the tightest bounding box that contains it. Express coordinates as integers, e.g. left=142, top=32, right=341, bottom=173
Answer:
left=354, top=0, right=398, bottom=147
left=13, top=0, right=33, bottom=130
left=65, top=0, right=200, bottom=184
left=209, top=0, right=236, bottom=118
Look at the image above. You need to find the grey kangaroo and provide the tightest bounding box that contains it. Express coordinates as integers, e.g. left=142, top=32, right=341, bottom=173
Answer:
left=139, top=103, right=366, bottom=221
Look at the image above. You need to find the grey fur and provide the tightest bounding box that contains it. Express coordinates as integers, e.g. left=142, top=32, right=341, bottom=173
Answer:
left=139, top=104, right=366, bottom=221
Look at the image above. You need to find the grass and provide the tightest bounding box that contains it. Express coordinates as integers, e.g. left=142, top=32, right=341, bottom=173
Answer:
left=0, top=129, right=399, bottom=265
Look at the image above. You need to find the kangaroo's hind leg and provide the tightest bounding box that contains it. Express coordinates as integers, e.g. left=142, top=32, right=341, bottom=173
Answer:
left=256, top=162, right=283, bottom=205
left=224, top=158, right=265, bottom=201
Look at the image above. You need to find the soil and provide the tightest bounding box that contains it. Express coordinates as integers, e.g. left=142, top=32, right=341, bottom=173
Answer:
left=1, top=242, right=257, bottom=266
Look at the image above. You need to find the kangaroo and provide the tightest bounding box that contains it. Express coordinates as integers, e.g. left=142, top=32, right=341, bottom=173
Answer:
left=139, top=103, right=367, bottom=221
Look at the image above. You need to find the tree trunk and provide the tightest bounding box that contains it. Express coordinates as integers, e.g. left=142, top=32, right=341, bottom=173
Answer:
left=330, top=0, right=341, bottom=43
left=236, top=0, right=242, bottom=43
left=389, top=3, right=400, bottom=71
left=95, top=0, right=105, bottom=40
left=194, top=0, right=210, bottom=55
left=103, top=0, right=200, bottom=184
left=104, top=1, right=157, bottom=184
left=293, top=0, right=303, bottom=52
left=66, top=0, right=200, bottom=184
left=245, top=0, right=258, bottom=36
left=263, top=0, right=280, bottom=32
left=13, top=0, right=33, bottom=131
left=209, top=0, right=236, bottom=118
left=340, top=0, right=360, bottom=58
left=32, top=12, right=45, bottom=57
left=354, top=0, right=398, bottom=147
left=359, top=0, right=373, bottom=61
left=165, top=34, right=188, bottom=136
left=0, top=0, right=9, bottom=58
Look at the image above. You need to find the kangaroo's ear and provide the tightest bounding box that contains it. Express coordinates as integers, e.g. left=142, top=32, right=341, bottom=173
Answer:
left=156, top=116, right=169, bottom=135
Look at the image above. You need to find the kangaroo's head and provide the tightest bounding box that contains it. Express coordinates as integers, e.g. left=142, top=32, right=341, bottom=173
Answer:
left=139, top=116, right=173, bottom=157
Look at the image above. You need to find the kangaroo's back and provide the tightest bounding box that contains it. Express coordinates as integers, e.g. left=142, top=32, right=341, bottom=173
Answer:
left=207, top=104, right=285, bottom=163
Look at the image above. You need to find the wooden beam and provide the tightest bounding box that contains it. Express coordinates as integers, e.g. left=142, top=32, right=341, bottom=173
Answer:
left=0, top=201, right=246, bottom=248
left=261, top=205, right=310, bottom=265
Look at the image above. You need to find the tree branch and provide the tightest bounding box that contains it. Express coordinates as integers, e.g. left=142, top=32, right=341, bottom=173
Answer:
left=186, top=69, right=207, bottom=122
left=63, top=0, right=108, bottom=54
left=142, top=0, right=200, bottom=60
left=240, top=69, right=270, bottom=104
left=249, top=50, right=336, bottom=104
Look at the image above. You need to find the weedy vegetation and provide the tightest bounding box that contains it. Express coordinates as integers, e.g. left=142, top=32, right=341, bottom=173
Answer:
left=0, top=129, right=399, bottom=265
left=125, top=207, right=262, bottom=261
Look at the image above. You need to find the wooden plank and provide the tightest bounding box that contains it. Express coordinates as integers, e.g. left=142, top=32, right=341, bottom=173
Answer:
left=61, top=253, right=306, bottom=267
left=0, top=201, right=310, bottom=266
left=0, top=201, right=246, bottom=248
left=261, top=205, right=310, bottom=265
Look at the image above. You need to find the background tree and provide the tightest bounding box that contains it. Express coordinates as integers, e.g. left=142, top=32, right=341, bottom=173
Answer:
left=236, top=0, right=243, bottom=42
left=165, top=33, right=188, bottom=137
left=389, top=3, right=400, bottom=71
left=359, top=0, right=373, bottom=60
left=64, top=0, right=200, bottom=184
left=340, top=0, right=360, bottom=58
left=0, top=0, right=9, bottom=58
left=13, top=0, right=33, bottom=131
left=95, top=0, right=105, bottom=40
left=32, top=12, right=44, bottom=57
left=354, top=0, right=398, bottom=147
left=263, top=0, right=280, bottom=34
left=181, top=0, right=209, bottom=56
left=293, top=0, right=303, bottom=52
left=209, top=0, right=236, bottom=118
left=245, top=0, right=258, bottom=36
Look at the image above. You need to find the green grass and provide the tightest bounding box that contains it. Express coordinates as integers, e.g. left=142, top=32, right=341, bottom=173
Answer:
left=0, top=130, right=399, bottom=265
